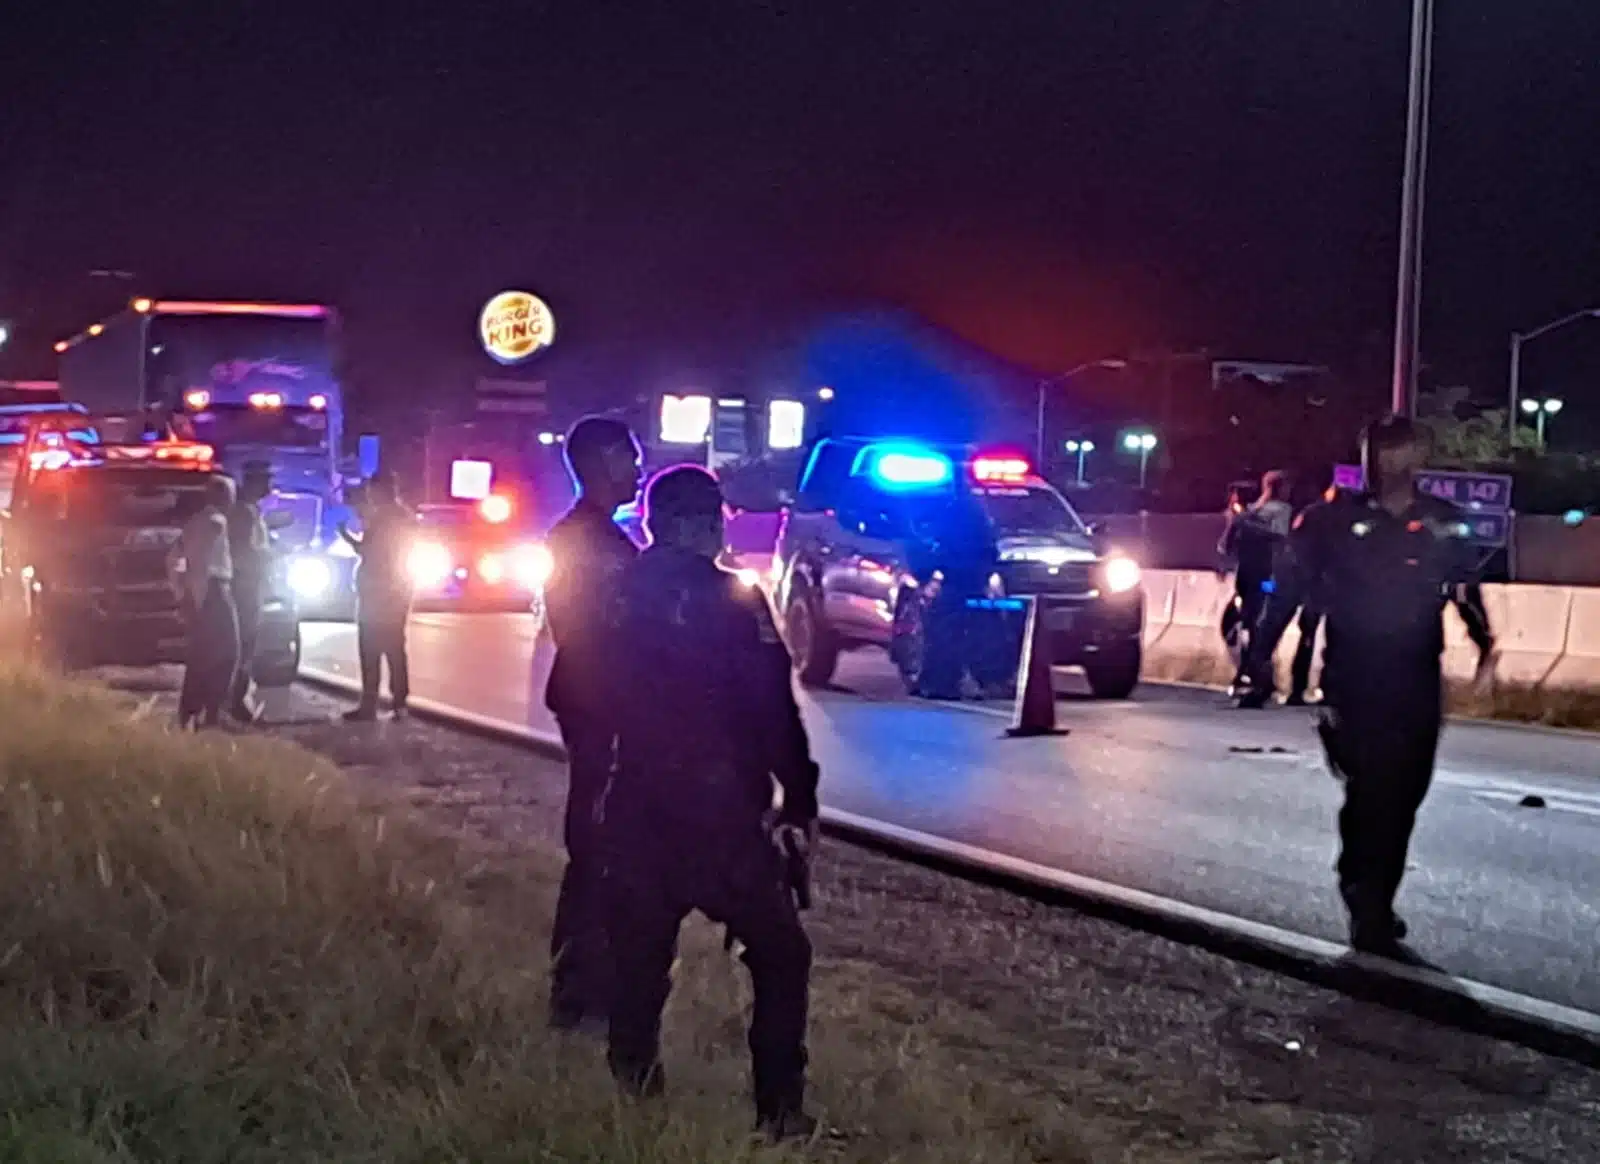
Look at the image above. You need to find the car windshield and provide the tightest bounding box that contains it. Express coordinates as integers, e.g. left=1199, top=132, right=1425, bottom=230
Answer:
left=189, top=405, right=328, bottom=450
left=975, top=485, right=1087, bottom=536
left=35, top=468, right=211, bottom=527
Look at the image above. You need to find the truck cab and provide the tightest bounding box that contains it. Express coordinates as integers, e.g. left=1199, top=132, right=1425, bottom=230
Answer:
left=773, top=439, right=1145, bottom=698
left=54, top=300, right=357, bottom=621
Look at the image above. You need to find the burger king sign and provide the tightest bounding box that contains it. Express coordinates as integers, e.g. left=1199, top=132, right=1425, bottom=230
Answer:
left=479, top=291, right=555, bottom=366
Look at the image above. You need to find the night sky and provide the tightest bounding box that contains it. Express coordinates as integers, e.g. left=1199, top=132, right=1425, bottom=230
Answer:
left=4, top=2, right=1598, bottom=437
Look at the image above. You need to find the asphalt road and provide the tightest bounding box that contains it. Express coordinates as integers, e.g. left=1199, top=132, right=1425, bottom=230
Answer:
left=300, top=612, right=1600, bottom=1018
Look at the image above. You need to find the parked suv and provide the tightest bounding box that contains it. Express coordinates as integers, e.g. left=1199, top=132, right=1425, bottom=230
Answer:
left=772, top=439, right=1145, bottom=698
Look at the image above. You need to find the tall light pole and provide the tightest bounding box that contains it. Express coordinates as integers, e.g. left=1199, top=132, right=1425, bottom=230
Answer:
left=1063, top=438, right=1095, bottom=485
left=1122, top=431, right=1157, bottom=489
left=1509, top=307, right=1599, bottom=442
left=1519, top=397, right=1563, bottom=451
left=1391, top=0, right=1434, bottom=417
left=1036, top=358, right=1126, bottom=468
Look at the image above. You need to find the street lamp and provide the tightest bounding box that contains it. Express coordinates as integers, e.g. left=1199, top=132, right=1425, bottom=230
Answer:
left=1122, top=431, right=1158, bottom=489
left=1036, top=358, right=1127, bottom=468
left=1519, top=397, right=1563, bottom=450
left=1063, top=439, right=1095, bottom=486
left=1509, top=307, right=1599, bottom=441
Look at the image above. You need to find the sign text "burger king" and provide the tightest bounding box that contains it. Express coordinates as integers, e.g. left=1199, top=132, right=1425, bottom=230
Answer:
left=479, top=291, right=555, bottom=366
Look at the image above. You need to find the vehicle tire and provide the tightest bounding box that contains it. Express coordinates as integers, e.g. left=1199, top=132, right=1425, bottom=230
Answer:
left=784, top=581, right=840, bottom=688
left=892, top=593, right=962, bottom=700
left=1084, top=643, right=1141, bottom=700
left=254, top=625, right=302, bottom=688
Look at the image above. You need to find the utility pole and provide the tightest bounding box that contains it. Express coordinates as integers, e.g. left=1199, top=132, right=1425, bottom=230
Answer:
left=1390, top=0, right=1434, bottom=417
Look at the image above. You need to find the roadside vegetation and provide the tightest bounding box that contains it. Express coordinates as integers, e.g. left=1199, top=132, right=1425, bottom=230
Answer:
left=0, top=656, right=1084, bottom=1163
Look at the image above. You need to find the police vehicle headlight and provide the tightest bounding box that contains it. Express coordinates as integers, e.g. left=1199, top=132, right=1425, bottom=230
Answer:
left=287, top=556, right=333, bottom=598
left=1102, top=556, right=1142, bottom=594
left=407, top=541, right=453, bottom=587
left=510, top=544, right=554, bottom=589
left=478, top=553, right=506, bottom=585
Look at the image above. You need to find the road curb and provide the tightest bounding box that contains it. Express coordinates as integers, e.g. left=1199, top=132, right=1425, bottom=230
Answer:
left=298, top=663, right=1600, bottom=1069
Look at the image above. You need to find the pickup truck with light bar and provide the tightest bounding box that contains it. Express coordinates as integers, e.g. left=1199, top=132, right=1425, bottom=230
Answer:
left=772, top=438, right=1145, bottom=699
left=53, top=298, right=357, bottom=621
left=0, top=412, right=300, bottom=679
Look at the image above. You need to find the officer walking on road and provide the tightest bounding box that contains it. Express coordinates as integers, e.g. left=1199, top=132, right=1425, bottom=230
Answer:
left=605, top=465, right=821, bottom=1140
left=338, top=473, right=415, bottom=722
left=1239, top=417, right=1497, bottom=955
left=227, top=461, right=273, bottom=724
left=542, top=415, right=643, bottom=1033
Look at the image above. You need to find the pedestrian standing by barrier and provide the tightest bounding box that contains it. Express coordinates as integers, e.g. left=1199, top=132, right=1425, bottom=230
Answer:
left=227, top=461, right=273, bottom=724
left=606, top=465, right=821, bottom=1141
left=1218, top=471, right=1293, bottom=693
left=338, top=473, right=415, bottom=722
left=1281, top=479, right=1343, bottom=706
left=1240, top=417, right=1497, bottom=955
left=168, top=475, right=241, bottom=731
left=541, top=415, right=642, bottom=1034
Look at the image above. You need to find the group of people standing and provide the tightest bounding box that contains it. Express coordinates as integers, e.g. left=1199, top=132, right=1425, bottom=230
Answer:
left=540, top=416, right=822, bottom=1141
left=1222, top=417, right=1499, bottom=955
left=167, top=461, right=274, bottom=730
left=168, top=468, right=416, bottom=730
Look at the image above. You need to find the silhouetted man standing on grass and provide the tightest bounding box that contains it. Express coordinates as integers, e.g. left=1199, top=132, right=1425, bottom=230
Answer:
left=541, top=415, right=642, bottom=1034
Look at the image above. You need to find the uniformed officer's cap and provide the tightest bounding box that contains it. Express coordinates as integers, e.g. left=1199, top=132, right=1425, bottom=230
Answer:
left=644, top=465, right=723, bottom=541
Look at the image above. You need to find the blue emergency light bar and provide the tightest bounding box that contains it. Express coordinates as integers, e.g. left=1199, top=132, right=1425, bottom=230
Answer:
left=849, top=442, right=954, bottom=489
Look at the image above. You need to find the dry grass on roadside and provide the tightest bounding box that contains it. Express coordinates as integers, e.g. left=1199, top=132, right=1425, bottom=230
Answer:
left=1141, top=648, right=1600, bottom=729
left=0, top=658, right=1083, bottom=1163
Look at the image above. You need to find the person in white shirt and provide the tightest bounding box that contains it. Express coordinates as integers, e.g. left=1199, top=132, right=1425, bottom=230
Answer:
left=167, top=475, right=242, bottom=729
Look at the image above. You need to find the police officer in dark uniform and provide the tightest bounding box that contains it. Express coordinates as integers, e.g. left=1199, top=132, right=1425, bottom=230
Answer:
left=1219, top=470, right=1293, bottom=694
left=541, top=416, right=643, bottom=1033
left=227, top=460, right=273, bottom=723
left=1281, top=480, right=1342, bottom=706
left=1240, top=417, right=1496, bottom=954
left=338, top=473, right=416, bottom=722
left=903, top=487, right=1001, bottom=698
left=606, top=465, right=820, bottom=1141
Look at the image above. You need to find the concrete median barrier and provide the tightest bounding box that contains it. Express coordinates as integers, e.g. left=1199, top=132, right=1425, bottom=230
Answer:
left=1139, top=571, right=1600, bottom=698
left=1543, top=588, right=1600, bottom=690
left=1138, top=570, right=1177, bottom=652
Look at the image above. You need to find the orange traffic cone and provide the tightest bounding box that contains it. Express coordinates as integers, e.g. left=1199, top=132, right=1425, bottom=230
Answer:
left=1008, top=596, right=1067, bottom=737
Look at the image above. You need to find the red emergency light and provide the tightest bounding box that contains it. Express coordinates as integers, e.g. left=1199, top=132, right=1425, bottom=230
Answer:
left=971, top=454, right=1034, bottom=484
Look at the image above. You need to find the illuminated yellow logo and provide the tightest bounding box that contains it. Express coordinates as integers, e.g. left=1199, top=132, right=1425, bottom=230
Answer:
left=478, top=291, right=554, bottom=366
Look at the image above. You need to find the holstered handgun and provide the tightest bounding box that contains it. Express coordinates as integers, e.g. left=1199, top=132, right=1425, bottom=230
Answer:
left=778, top=825, right=812, bottom=911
